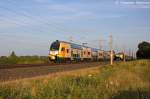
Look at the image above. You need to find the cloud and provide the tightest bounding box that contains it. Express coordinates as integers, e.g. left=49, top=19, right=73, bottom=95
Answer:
left=0, top=3, right=124, bottom=30
left=47, top=4, right=77, bottom=13
left=33, top=0, right=49, bottom=3
left=134, top=5, right=150, bottom=9
left=44, top=3, right=124, bottom=21
left=115, top=1, right=150, bottom=9
left=0, top=16, right=38, bottom=28
left=123, top=5, right=150, bottom=9
left=49, top=11, right=121, bottom=22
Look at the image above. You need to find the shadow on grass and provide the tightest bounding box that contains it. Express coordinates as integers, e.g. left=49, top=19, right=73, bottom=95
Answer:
left=111, top=90, right=150, bottom=99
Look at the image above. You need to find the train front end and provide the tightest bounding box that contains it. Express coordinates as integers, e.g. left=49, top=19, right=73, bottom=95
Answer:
left=49, top=40, right=60, bottom=61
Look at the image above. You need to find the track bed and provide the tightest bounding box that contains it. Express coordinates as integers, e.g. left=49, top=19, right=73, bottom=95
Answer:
left=0, top=62, right=108, bottom=82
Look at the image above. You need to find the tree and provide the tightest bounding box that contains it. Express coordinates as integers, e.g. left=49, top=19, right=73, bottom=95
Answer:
left=136, top=41, right=150, bottom=59
left=10, top=51, right=17, bottom=57
left=9, top=51, right=18, bottom=64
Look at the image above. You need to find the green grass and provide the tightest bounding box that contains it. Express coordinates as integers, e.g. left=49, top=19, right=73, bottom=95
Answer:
left=0, top=56, right=49, bottom=64
left=0, top=60, right=150, bottom=99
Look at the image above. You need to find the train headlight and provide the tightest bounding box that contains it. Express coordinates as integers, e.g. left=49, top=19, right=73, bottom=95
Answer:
left=55, top=51, right=58, bottom=54
left=49, top=51, right=58, bottom=55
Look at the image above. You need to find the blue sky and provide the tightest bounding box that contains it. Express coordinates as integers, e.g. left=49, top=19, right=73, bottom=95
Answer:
left=0, top=0, right=150, bottom=56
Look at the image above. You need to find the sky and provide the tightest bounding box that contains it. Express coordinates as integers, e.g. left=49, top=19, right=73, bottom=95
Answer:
left=0, top=0, right=150, bottom=56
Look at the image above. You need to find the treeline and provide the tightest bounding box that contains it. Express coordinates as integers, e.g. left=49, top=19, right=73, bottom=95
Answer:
left=0, top=51, right=49, bottom=65
left=136, top=41, right=150, bottom=59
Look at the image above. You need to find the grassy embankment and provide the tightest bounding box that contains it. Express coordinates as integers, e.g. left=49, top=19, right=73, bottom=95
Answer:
left=0, top=60, right=150, bottom=99
left=0, top=56, right=48, bottom=64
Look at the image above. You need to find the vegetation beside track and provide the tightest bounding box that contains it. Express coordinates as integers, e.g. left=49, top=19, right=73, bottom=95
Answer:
left=0, top=51, right=48, bottom=65
left=0, top=60, right=150, bottom=99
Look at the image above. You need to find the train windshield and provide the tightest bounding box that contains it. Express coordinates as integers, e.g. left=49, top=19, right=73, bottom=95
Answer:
left=50, top=41, right=60, bottom=51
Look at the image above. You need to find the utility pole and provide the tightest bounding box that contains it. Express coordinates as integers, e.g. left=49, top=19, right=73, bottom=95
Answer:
left=122, top=45, right=126, bottom=62
left=132, top=50, right=136, bottom=60
left=132, top=49, right=134, bottom=60
left=123, top=50, right=126, bottom=62
left=129, top=48, right=131, bottom=57
left=109, top=35, right=113, bottom=65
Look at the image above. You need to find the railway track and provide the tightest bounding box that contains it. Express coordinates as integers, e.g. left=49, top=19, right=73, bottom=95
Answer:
left=0, top=62, right=108, bottom=82
left=0, top=61, right=107, bottom=69
left=0, top=63, right=65, bottom=69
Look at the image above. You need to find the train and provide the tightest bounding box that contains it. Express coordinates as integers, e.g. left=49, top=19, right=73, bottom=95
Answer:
left=48, top=40, right=115, bottom=62
left=114, top=52, right=134, bottom=61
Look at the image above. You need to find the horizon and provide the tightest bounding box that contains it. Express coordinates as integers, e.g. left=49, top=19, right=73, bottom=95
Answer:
left=0, top=0, right=150, bottom=56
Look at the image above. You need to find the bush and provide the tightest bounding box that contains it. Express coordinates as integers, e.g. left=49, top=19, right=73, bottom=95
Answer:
left=0, top=56, right=9, bottom=64
left=0, top=51, right=48, bottom=65
left=136, top=41, right=150, bottom=59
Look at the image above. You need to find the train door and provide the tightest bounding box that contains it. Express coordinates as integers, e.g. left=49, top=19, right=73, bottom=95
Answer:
left=77, top=49, right=81, bottom=61
left=59, top=44, right=65, bottom=58
left=59, top=43, right=71, bottom=59
left=65, top=44, right=71, bottom=59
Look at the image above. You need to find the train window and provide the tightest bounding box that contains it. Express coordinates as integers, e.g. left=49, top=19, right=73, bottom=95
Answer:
left=84, top=51, right=86, bottom=55
left=73, top=54, right=76, bottom=57
left=67, top=49, right=69, bottom=53
left=50, top=41, right=60, bottom=51
left=99, top=53, right=102, bottom=56
left=81, top=52, right=83, bottom=57
left=61, top=47, right=65, bottom=51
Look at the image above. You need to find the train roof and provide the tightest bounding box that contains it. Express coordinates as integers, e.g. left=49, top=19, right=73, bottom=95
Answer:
left=56, top=40, right=104, bottom=51
left=58, top=40, right=82, bottom=49
left=71, top=43, right=82, bottom=49
left=91, top=48, right=98, bottom=52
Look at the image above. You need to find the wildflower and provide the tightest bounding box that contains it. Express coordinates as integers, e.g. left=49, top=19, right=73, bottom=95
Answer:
left=31, top=87, right=36, bottom=97
left=109, top=81, right=113, bottom=85
left=43, top=79, right=48, bottom=85
left=88, top=74, right=92, bottom=77
left=115, top=80, right=119, bottom=87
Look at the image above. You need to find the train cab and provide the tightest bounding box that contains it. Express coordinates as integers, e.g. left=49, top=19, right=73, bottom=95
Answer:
left=49, top=40, right=60, bottom=60
left=49, top=40, right=71, bottom=62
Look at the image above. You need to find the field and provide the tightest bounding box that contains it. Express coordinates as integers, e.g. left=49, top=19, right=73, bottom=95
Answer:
left=0, top=55, right=48, bottom=65
left=0, top=60, right=150, bottom=99
left=0, top=62, right=103, bottom=81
